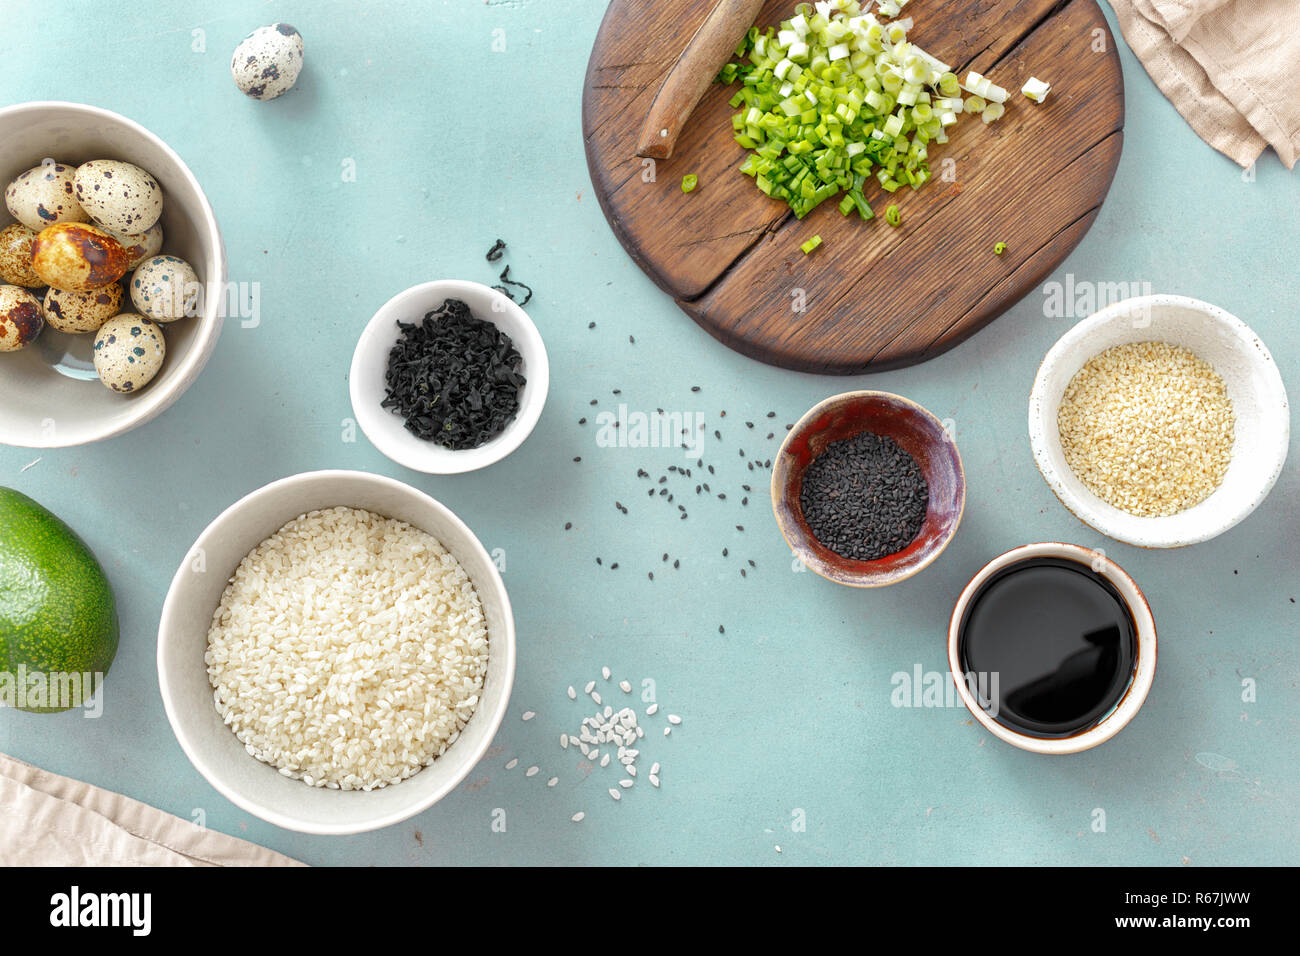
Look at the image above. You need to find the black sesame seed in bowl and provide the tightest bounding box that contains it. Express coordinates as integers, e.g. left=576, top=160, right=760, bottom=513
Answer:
left=349, top=280, right=550, bottom=474
left=772, top=391, right=965, bottom=588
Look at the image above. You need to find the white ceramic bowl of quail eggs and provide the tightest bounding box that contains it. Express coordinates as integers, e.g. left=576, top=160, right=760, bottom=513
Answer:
left=0, top=101, right=226, bottom=448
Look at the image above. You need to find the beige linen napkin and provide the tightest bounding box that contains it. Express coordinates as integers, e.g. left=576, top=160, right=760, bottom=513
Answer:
left=1106, top=0, right=1300, bottom=168
left=0, top=753, right=303, bottom=867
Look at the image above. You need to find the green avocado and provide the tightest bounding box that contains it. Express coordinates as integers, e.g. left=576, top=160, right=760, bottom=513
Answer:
left=0, top=487, right=118, bottom=713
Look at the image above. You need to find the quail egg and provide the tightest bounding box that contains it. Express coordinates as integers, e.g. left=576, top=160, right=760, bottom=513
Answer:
left=231, top=23, right=304, bottom=100
left=93, top=313, right=165, bottom=393
left=130, top=254, right=200, bottom=322
left=31, top=222, right=129, bottom=292
left=0, top=285, right=44, bottom=352
left=109, top=221, right=164, bottom=270
left=44, top=284, right=124, bottom=334
left=73, top=160, right=164, bottom=235
left=0, top=223, right=43, bottom=288
left=4, top=163, right=88, bottom=232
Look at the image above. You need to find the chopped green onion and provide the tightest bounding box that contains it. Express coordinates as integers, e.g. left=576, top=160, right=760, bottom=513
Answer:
left=1022, top=76, right=1051, bottom=103
left=681, top=174, right=699, bottom=193
left=717, top=2, right=1007, bottom=226
left=801, top=234, right=823, bottom=254
left=885, top=204, right=901, bottom=226
left=994, top=241, right=1007, bottom=255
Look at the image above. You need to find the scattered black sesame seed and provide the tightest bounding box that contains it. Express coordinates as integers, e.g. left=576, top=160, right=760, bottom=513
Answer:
left=648, top=572, right=654, bottom=581
left=673, top=559, right=680, bottom=569
left=742, top=497, right=748, bottom=506
left=578, top=417, right=587, bottom=425
left=766, top=411, right=776, bottom=418
left=596, top=557, right=602, bottom=565
left=714, top=430, right=722, bottom=440
left=629, top=335, right=635, bottom=344
left=573, top=456, right=582, bottom=462
left=611, top=562, right=619, bottom=569
left=588, top=321, right=596, bottom=329
left=590, top=399, right=597, bottom=406
left=662, top=553, right=669, bottom=562
left=736, top=525, right=745, bottom=531
left=748, top=559, right=756, bottom=568
left=741, top=568, right=747, bottom=578
left=746, top=422, right=754, bottom=429
left=718, top=493, right=726, bottom=500
left=719, top=625, right=725, bottom=634
left=564, top=522, right=572, bottom=530
left=722, top=548, right=729, bottom=557
left=690, top=385, right=701, bottom=392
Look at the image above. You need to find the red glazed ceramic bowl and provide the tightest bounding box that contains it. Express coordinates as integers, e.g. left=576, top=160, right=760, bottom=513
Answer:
left=771, top=390, right=965, bottom=587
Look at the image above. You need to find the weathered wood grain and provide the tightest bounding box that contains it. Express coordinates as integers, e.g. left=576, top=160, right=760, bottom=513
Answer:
left=583, top=0, right=1124, bottom=373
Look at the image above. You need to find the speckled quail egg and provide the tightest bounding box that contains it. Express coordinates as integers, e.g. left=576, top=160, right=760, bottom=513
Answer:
left=231, top=23, right=304, bottom=100
left=73, top=160, right=163, bottom=235
left=109, top=221, right=164, bottom=270
left=31, top=222, right=129, bottom=292
left=0, top=223, right=43, bottom=288
left=4, top=162, right=88, bottom=232
left=92, top=313, right=165, bottom=393
left=0, top=284, right=44, bottom=352
left=130, top=254, right=199, bottom=322
left=44, top=284, right=124, bottom=334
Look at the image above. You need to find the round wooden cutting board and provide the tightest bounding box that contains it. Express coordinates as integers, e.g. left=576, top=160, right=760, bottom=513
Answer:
left=583, top=0, right=1124, bottom=374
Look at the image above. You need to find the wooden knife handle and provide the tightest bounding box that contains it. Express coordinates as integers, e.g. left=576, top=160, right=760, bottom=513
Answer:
left=635, top=0, right=766, bottom=160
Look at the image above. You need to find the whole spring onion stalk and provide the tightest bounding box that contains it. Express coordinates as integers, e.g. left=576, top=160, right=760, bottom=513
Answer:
left=718, top=0, right=1007, bottom=222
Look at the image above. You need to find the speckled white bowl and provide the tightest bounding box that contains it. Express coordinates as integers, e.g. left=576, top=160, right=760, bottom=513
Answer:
left=1029, top=295, right=1289, bottom=549
left=157, top=470, right=516, bottom=835
left=349, top=280, right=549, bottom=475
left=0, top=101, right=226, bottom=447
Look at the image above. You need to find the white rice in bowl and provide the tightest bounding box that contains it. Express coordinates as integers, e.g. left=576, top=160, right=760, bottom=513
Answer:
left=205, top=505, right=488, bottom=791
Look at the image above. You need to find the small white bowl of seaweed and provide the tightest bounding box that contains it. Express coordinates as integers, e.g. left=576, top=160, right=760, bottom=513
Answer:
left=350, top=280, right=549, bottom=474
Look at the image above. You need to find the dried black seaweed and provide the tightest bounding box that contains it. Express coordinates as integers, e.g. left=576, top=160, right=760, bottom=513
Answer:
left=381, top=298, right=525, bottom=449
left=485, top=239, right=507, bottom=262
left=492, top=264, right=533, bottom=307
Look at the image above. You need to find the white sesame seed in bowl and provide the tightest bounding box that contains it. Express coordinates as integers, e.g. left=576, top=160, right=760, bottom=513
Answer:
left=1029, top=295, right=1290, bottom=549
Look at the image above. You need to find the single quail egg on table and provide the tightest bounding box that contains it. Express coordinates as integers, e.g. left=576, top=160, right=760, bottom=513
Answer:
left=93, top=313, right=165, bottom=393
left=31, top=222, right=129, bottom=292
left=0, top=223, right=43, bottom=287
left=4, top=163, right=88, bottom=232
left=231, top=24, right=304, bottom=100
left=130, top=254, right=199, bottom=322
left=44, top=284, right=124, bottom=334
left=73, top=160, right=163, bottom=235
left=110, top=221, right=164, bottom=270
left=0, top=285, right=44, bottom=352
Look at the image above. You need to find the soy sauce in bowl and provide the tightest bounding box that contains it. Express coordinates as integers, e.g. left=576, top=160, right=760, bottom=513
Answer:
left=957, top=556, right=1138, bottom=738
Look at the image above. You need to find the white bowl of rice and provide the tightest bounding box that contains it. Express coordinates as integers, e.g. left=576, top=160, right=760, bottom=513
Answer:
left=1029, top=295, right=1290, bottom=549
left=158, top=469, right=515, bottom=835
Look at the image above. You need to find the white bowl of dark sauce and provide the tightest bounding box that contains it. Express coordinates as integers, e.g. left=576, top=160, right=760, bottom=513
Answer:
left=946, top=542, right=1156, bottom=755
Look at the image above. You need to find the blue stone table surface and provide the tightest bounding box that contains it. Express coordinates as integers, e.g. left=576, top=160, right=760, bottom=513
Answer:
left=1, top=0, right=1295, bottom=866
